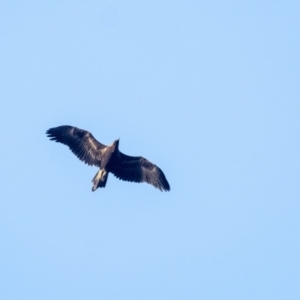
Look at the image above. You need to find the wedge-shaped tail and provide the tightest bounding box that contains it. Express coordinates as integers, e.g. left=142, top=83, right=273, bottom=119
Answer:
left=92, top=170, right=108, bottom=191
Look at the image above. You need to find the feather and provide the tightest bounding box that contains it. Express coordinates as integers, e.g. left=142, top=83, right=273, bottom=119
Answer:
left=46, top=126, right=105, bottom=166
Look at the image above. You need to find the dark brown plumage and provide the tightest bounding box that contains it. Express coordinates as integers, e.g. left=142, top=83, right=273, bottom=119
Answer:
left=46, top=125, right=170, bottom=192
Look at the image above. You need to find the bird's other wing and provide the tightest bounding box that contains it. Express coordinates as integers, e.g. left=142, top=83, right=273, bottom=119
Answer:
left=46, top=125, right=106, bottom=167
left=110, top=152, right=170, bottom=191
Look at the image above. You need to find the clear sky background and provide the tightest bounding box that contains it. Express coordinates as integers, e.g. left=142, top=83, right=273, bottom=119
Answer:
left=1, top=1, right=299, bottom=299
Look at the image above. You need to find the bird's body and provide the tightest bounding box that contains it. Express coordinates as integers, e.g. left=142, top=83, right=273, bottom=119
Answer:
left=46, top=126, right=170, bottom=192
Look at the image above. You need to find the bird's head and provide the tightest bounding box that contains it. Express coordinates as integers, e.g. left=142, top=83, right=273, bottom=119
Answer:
left=112, top=138, right=120, bottom=149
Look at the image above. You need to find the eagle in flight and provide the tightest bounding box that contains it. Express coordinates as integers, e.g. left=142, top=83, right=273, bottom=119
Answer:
left=46, top=126, right=170, bottom=192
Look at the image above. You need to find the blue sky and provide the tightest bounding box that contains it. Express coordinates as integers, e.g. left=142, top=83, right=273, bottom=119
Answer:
left=1, top=1, right=300, bottom=299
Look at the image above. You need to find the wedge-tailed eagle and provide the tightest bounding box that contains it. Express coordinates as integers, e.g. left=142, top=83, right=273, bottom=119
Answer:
left=46, top=125, right=170, bottom=192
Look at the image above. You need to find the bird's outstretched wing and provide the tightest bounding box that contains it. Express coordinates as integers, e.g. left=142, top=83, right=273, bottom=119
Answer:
left=46, top=125, right=106, bottom=167
left=110, top=152, right=170, bottom=191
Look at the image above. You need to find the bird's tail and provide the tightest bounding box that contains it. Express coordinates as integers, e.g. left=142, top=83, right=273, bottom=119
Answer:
left=92, top=170, right=108, bottom=191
